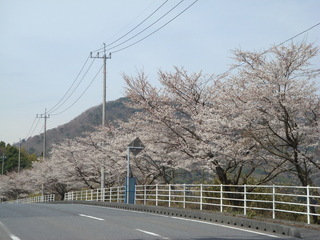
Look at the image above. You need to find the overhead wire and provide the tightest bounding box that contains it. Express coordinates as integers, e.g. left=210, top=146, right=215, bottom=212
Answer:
left=38, top=124, right=44, bottom=136
left=40, top=1, right=197, bottom=117
left=111, top=0, right=198, bottom=54
left=48, top=0, right=197, bottom=117
left=24, top=3, right=318, bottom=142
left=47, top=54, right=92, bottom=114
left=200, top=21, right=320, bottom=87
left=23, top=0, right=198, bottom=140
left=24, top=117, right=41, bottom=140
left=102, top=0, right=185, bottom=53
left=51, top=64, right=104, bottom=116
left=91, top=0, right=159, bottom=53
left=25, top=117, right=37, bottom=140
left=92, top=0, right=169, bottom=53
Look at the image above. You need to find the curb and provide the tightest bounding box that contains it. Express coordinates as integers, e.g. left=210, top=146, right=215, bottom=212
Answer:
left=51, top=200, right=301, bottom=238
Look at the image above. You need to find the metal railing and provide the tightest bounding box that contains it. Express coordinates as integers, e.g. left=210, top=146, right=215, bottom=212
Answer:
left=14, top=194, right=55, bottom=203
left=64, top=186, right=125, bottom=203
left=64, top=184, right=320, bottom=224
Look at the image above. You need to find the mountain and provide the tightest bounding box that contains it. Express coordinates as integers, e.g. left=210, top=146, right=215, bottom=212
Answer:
left=21, top=98, right=137, bottom=155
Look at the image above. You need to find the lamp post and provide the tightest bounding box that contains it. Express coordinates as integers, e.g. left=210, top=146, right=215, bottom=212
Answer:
left=126, top=137, right=144, bottom=204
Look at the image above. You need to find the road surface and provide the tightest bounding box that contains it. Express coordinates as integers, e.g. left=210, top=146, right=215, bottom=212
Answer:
left=0, top=203, right=299, bottom=240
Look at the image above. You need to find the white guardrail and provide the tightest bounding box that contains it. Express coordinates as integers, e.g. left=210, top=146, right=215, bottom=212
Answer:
left=13, top=194, right=55, bottom=203
left=64, top=184, right=320, bottom=225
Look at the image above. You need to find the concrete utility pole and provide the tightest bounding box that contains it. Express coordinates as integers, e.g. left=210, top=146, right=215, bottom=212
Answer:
left=36, top=109, right=50, bottom=159
left=90, top=43, right=111, bottom=127
left=18, top=138, right=21, bottom=174
left=1, top=154, right=6, bottom=175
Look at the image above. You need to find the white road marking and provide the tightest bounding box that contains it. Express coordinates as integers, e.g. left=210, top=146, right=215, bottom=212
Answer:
left=78, top=214, right=104, bottom=221
left=10, top=234, right=21, bottom=240
left=136, top=229, right=170, bottom=239
left=170, top=216, right=279, bottom=238
left=80, top=205, right=283, bottom=238
left=0, top=221, right=21, bottom=240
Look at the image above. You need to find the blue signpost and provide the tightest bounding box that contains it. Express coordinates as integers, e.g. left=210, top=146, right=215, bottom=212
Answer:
left=125, top=137, right=144, bottom=204
left=124, top=177, right=136, bottom=204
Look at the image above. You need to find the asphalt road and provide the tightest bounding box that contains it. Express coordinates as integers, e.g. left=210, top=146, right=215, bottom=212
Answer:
left=0, top=203, right=299, bottom=240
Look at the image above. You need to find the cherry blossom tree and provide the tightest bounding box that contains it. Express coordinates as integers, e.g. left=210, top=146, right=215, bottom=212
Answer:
left=227, top=42, right=320, bottom=187
left=224, top=42, right=320, bottom=223
left=124, top=42, right=320, bottom=189
left=118, top=117, right=184, bottom=185
left=0, top=171, right=33, bottom=200
left=124, top=68, right=285, bottom=185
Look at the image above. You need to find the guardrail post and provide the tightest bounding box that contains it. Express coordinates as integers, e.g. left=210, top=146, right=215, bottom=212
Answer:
left=156, top=184, right=158, bottom=206
left=244, top=184, right=247, bottom=216
left=272, top=185, right=275, bottom=219
left=307, top=185, right=310, bottom=224
left=109, top=187, right=112, bottom=202
left=183, top=184, right=186, bottom=209
left=117, top=186, right=120, bottom=203
left=169, top=184, right=171, bottom=207
left=220, top=184, right=223, bottom=212
left=200, top=184, right=203, bottom=210
left=144, top=185, right=147, bottom=205
left=134, top=185, right=137, bottom=204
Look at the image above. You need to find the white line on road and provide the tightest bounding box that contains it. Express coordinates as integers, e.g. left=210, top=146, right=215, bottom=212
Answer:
left=81, top=205, right=282, bottom=238
left=78, top=214, right=104, bottom=221
left=170, top=216, right=279, bottom=238
left=0, top=221, right=21, bottom=240
left=10, top=235, right=21, bottom=240
left=136, top=229, right=170, bottom=239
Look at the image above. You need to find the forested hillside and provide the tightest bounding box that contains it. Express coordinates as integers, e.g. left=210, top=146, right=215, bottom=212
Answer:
left=21, top=98, right=137, bottom=155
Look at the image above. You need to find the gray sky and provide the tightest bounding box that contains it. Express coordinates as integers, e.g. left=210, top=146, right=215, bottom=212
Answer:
left=1, top=0, right=319, bottom=145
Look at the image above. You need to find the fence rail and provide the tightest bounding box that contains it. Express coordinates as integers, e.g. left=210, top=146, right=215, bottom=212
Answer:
left=13, top=194, right=55, bottom=203
left=64, top=186, right=125, bottom=203
left=64, top=184, right=320, bottom=224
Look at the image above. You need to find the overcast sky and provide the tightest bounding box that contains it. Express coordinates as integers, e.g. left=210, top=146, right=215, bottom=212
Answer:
left=1, top=0, right=319, bottom=145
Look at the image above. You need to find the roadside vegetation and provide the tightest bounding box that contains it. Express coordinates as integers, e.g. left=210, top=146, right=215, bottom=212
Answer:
left=1, top=42, right=319, bottom=223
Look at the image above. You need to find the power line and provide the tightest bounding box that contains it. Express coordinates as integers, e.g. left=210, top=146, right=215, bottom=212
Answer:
left=201, top=21, right=320, bottom=87
left=274, top=22, right=320, bottom=50
left=102, top=0, right=185, bottom=53
left=111, top=0, right=198, bottom=54
left=25, top=117, right=40, bottom=139
left=51, top=64, right=104, bottom=116
left=24, top=117, right=37, bottom=140
left=92, top=0, right=169, bottom=53
left=48, top=54, right=93, bottom=114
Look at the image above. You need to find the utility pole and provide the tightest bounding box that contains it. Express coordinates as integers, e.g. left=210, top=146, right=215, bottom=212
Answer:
left=18, top=138, right=21, bottom=174
left=36, top=109, right=50, bottom=159
left=1, top=154, right=6, bottom=175
left=90, top=43, right=111, bottom=127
